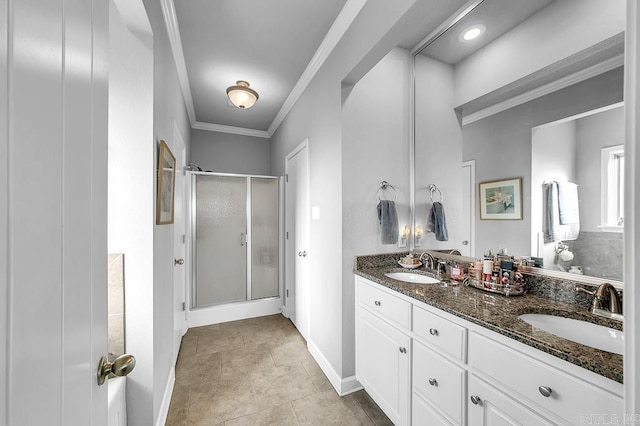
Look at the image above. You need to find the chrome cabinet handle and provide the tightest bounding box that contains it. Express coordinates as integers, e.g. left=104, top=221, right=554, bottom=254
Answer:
left=298, top=251, right=307, bottom=257
left=399, top=347, right=407, bottom=354
left=429, top=328, right=438, bottom=336
left=470, top=395, right=482, bottom=405
left=538, top=386, right=553, bottom=397
left=462, top=240, right=469, bottom=245
left=174, top=258, right=184, bottom=266
left=374, top=300, right=381, bottom=306
left=428, top=378, right=438, bottom=386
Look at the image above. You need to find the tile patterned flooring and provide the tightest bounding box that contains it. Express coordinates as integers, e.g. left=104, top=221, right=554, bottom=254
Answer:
left=166, top=314, right=393, bottom=425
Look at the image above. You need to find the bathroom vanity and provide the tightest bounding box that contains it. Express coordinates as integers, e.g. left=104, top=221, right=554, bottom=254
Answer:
left=354, top=253, right=623, bottom=426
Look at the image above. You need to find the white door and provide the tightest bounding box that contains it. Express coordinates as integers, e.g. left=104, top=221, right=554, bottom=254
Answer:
left=1, top=0, right=109, bottom=423
left=285, top=140, right=310, bottom=340
left=461, top=160, right=476, bottom=257
left=173, top=124, right=187, bottom=361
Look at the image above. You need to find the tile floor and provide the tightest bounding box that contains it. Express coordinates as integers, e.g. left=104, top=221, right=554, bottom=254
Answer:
left=166, top=314, right=393, bottom=425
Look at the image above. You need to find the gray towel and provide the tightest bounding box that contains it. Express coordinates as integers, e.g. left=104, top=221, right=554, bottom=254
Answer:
left=543, top=182, right=579, bottom=243
left=427, top=202, right=448, bottom=241
left=377, top=200, right=398, bottom=245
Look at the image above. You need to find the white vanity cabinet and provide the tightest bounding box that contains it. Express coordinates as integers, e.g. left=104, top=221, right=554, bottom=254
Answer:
left=356, top=278, right=412, bottom=426
left=354, top=276, right=624, bottom=426
left=468, top=332, right=624, bottom=425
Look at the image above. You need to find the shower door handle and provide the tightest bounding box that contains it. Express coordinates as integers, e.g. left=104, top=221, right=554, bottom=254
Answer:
left=240, top=233, right=246, bottom=246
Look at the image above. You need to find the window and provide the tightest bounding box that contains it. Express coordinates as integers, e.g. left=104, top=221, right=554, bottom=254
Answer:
left=601, top=145, right=624, bottom=231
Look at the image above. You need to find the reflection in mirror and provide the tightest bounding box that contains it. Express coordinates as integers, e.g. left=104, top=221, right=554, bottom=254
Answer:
left=411, top=0, right=626, bottom=284
left=532, top=103, right=624, bottom=281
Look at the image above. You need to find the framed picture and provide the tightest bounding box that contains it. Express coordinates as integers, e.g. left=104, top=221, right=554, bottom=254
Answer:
left=479, top=177, right=523, bottom=220
left=156, top=140, right=176, bottom=225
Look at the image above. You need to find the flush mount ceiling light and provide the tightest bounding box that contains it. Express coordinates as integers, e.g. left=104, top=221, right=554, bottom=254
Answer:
left=459, top=24, right=486, bottom=42
left=226, top=80, right=259, bottom=109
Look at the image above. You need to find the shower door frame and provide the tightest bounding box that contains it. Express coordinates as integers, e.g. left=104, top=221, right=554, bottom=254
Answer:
left=187, top=171, right=283, bottom=324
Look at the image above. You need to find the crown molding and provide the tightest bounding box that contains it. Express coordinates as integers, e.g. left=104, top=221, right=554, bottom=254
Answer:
left=267, top=0, right=368, bottom=136
left=462, top=54, right=624, bottom=126
left=160, top=0, right=197, bottom=125
left=162, top=0, right=366, bottom=138
left=192, top=121, right=270, bottom=139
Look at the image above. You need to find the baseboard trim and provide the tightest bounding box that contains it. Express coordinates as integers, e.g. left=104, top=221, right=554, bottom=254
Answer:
left=188, top=297, right=284, bottom=327
left=307, top=340, right=363, bottom=397
left=155, top=366, right=176, bottom=426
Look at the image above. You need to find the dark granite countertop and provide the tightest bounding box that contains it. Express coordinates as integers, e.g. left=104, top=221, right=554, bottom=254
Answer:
left=354, top=253, right=623, bottom=384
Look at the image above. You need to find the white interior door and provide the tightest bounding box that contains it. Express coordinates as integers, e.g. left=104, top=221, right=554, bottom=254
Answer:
left=285, top=140, right=311, bottom=341
left=2, top=0, right=109, bottom=423
left=173, top=124, right=187, bottom=361
left=461, top=160, right=476, bottom=257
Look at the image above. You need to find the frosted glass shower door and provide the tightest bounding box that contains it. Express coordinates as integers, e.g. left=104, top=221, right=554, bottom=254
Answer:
left=250, top=178, right=279, bottom=300
left=195, top=175, right=247, bottom=307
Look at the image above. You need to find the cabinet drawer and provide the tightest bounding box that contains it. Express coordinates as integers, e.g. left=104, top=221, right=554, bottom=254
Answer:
left=469, top=332, right=623, bottom=424
left=413, top=340, right=465, bottom=425
left=413, top=305, right=466, bottom=361
left=413, top=391, right=454, bottom=426
left=357, top=278, right=411, bottom=330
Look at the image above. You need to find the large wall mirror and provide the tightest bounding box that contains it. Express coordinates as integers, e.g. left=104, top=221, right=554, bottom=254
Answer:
left=411, top=0, right=626, bottom=285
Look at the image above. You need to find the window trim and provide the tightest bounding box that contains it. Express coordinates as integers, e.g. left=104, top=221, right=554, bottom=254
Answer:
left=600, top=144, right=624, bottom=233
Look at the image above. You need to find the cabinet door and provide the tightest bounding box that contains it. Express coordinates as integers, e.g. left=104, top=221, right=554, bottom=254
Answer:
left=356, top=307, right=411, bottom=426
left=468, top=374, right=554, bottom=426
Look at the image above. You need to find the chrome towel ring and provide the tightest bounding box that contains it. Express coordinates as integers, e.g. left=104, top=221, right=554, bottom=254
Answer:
left=377, top=181, right=397, bottom=201
left=428, top=184, right=443, bottom=203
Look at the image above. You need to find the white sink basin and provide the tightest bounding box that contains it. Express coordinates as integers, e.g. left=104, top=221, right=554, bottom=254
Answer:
left=385, top=272, right=440, bottom=284
left=518, top=313, right=623, bottom=355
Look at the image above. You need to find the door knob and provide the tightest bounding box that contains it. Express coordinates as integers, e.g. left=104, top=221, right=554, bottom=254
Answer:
left=298, top=251, right=307, bottom=257
left=462, top=240, right=469, bottom=245
left=97, top=354, right=136, bottom=385
left=470, top=395, right=482, bottom=405
left=174, top=258, right=184, bottom=265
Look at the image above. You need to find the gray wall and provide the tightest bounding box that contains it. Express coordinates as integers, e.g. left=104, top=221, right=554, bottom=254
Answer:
left=269, top=0, right=419, bottom=381
left=414, top=55, right=464, bottom=251
left=190, top=129, right=271, bottom=175
left=341, top=47, right=411, bottom=375
left=576, top=106, right=625, bottom=231
left=463, top=67, right=623, bottom=259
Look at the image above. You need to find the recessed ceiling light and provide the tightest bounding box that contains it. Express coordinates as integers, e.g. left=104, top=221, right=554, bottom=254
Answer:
left=459, top=24, right=486, bottom=42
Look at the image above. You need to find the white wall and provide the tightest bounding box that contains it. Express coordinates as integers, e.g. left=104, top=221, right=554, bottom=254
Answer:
left=143, top=0, right=192, bottom=423
left=341, top=47, right=411, bottom=375
left=454, top=0, right=626, bottom=106
left=109, top=0, right=191, bottom=424
left=108, top=2, right=155, bottom=425
left=414, top=55, right=464, bottom=251
left=531, top=120, right=576, bottom=265
left=190, top=129, right=271, bottom=175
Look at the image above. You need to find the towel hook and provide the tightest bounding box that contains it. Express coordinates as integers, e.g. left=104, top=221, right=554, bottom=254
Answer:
left=428, top=184, right=443, bottom=203
left=377, top=181, right=397, bottom=201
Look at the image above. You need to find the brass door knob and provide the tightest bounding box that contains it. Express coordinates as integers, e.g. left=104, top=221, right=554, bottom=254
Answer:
left=97, top=354, right=136, bottom=385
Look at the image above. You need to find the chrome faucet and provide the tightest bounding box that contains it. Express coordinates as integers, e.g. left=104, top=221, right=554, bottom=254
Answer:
left=576, top=283, right=623, bottom=321
left=419, top=252, right=436, bottom=270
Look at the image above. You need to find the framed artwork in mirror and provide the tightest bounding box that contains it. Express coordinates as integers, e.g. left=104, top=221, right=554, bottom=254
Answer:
left=156, top=140, right=176, bottom=225
left=479, top=177, right=522, bottom=220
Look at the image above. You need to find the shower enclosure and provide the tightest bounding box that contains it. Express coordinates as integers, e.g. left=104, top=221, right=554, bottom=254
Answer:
left=191, top=172, right=280, bottom=309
